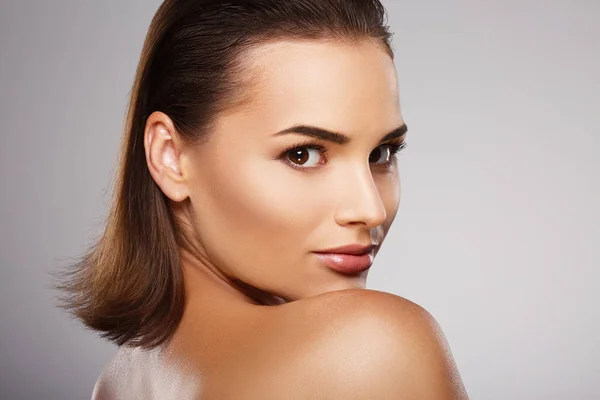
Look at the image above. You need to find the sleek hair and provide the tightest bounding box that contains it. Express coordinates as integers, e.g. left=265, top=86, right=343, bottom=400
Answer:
left=58, top=0, right=394, bottom=349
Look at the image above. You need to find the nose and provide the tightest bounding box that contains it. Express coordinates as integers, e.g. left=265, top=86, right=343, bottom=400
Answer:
left=333, top=167, right=387, bottom=228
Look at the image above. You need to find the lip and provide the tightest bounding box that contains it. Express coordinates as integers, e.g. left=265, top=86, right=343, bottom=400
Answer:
left=315, top=243, right=376, bottom=255
left=313, top=252, right=374, bottom=275
left=313, top=243, right=376, bottom=274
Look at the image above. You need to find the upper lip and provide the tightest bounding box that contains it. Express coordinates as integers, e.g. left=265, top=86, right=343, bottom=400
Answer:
left=314, top=243, right=376, bottom=255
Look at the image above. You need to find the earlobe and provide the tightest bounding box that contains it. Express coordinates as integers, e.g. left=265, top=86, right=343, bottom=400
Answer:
left=144, top=112, right=189, bottom=202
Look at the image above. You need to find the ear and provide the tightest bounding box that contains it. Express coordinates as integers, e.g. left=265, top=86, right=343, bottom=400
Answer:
left=144, top=111, right=189, bottom=202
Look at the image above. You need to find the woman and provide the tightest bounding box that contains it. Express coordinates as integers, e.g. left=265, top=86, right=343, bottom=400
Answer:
left=60, top=0, right=469, bottom=398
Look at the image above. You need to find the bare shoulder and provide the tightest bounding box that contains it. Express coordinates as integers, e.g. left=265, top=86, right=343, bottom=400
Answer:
left=242, top=289, right=469, bottom=400
left=91, top=347, right=130, bottom=400
left=91, top=346, right=201, bottom=400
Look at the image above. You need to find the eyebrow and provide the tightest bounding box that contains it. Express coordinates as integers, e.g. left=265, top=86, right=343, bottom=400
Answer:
left=273, top=123, right=408, bottom=145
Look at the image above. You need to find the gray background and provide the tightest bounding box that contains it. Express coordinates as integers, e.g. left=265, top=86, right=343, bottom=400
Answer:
left=1, top=0, right=598, bottom=398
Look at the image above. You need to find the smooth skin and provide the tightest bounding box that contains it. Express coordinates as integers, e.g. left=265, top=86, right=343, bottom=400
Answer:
left=93, top=39, right=469, bottom=399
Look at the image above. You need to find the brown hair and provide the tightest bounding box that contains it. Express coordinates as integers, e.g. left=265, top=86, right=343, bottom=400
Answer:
left=58, top=0, right=395, bottom=349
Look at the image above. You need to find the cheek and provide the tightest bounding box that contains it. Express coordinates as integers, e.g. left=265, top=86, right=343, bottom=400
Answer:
left=197, top=158, right=329, bottom=252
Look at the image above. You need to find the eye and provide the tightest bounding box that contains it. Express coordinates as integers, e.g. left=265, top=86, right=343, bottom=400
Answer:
left=280, top=141, right=406, bottom=171
left=368, top=144, right=393, bottom=165
left=284, top=145, right=327, bottom=169
left=368, top=142, right=407, bottom=167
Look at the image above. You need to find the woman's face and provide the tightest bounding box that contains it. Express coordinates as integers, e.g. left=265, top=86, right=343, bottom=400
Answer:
left=180, top=39, right=405, bottom=301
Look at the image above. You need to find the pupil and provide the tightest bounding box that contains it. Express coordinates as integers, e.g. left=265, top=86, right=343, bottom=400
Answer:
left=291, top=149, right=308, bottom=165
left=369, top=148, right=382, bottom=163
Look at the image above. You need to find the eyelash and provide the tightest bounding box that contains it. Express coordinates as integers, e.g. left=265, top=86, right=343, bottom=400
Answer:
left=279, top=140, right=407, bottom=171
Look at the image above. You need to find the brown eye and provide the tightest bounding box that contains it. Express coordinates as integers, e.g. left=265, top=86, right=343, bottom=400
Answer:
left=369, top=145, right=392, bottom=165
left=289, top=149, right=308, bottom=165
left=286, top=147, right=323, bottom=168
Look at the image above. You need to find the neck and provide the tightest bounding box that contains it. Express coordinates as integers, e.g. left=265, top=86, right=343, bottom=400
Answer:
left=179, top=247, right=287, bottom=307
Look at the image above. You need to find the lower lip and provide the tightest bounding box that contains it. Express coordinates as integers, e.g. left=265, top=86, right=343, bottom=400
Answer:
left=313, top=252, right=374, bottom=275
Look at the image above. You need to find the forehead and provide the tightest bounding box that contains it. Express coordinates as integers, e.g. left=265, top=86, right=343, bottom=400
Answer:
left=225, top=39, right=402, bottom=135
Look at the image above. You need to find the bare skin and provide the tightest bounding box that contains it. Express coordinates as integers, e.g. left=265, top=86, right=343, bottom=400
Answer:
left=92, top=39, right=469, bottom=399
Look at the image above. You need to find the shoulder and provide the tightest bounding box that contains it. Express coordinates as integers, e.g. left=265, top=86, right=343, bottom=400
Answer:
left=244, top=289, right=469, bottom=399
left=91, top=347, right=142, bottom=400
left=91, top=348, right=125, bottom=400
left=92, top=346, right=201, bottom=400
left=281, top=288, right=445, bottom=343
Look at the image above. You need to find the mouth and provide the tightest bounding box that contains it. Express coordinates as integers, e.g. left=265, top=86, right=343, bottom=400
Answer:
left=313, top=243, right=377, bottom=274
left=315, top=243, right=376, bottom=255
